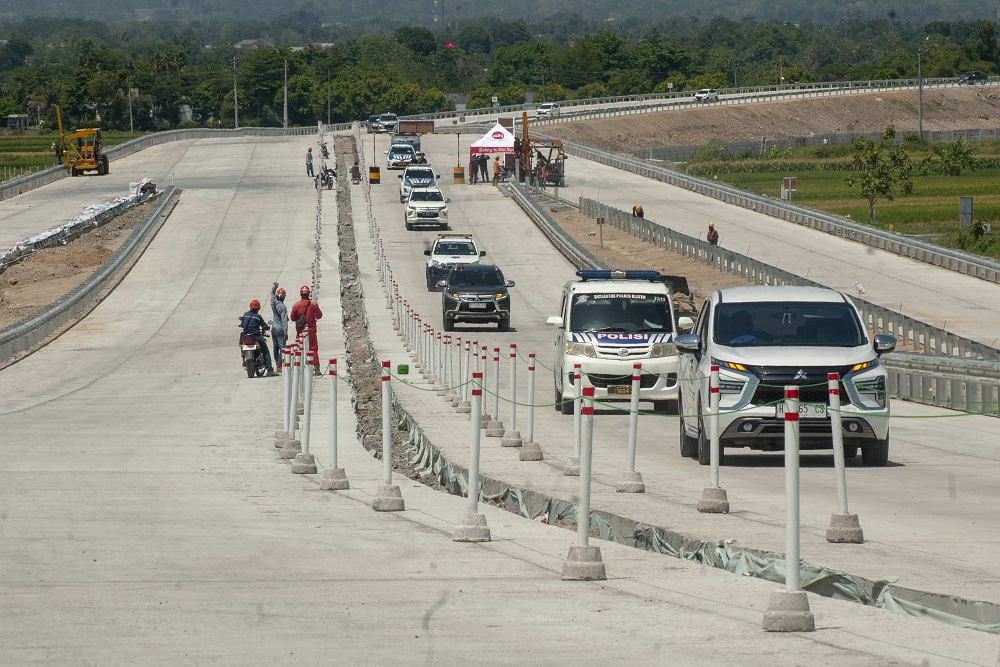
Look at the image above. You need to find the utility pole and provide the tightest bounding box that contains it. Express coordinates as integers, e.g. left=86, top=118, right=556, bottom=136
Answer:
left=540, top=67, right=548, bottom=102
left=232, top=54, right=240, bottom=129
left=127, top=74, right=134, bottom=133
left=327, top=70, right=331, bottom=125
left=779, top=56, right=784, bottom=86
left=917, top=49, right=924, bottom=140
left=283, top=59, right=288, bottom=129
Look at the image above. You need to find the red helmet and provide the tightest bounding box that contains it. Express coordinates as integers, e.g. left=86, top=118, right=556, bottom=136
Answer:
left=308, top=147, right=312, bottom=152
left=276, top=288, right=286, bottom=299
left=249, top=299, right=261, bottom=309
left=300, top=285, right=311, bottom=297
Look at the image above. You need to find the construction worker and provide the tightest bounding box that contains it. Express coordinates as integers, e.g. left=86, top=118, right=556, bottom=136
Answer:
left=632, top=205, right=644, bottom=218
left=707, top=221, right=720, bottom=245
left=492, top=156, right=501, bottom=185
left=290, top=285, right=324, bottom=376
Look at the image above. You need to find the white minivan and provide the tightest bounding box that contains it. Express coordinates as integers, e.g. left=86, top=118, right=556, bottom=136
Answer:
left=675, top=285, right=897, bottom=466
left=537, top=102, right=558, bottom=116
left=546, top=270, right=692, bottom=415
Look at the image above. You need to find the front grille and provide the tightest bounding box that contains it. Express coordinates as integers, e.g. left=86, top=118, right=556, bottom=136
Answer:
left=584, top=373, right=663, bottom=389
left=594, top=344, right=650, bottom=358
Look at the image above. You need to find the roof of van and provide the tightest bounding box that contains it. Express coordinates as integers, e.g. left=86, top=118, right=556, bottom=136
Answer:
left=715, top=285, right=848, bottom=304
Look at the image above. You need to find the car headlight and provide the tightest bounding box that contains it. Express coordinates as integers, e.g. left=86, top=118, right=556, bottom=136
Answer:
left=650, top=342, right=677, bottom=357
left=440, top=208, right=448, bottom=216
left=712, top=357, right=748, bottom=372
left=854, top=376, right=887, bottom=408
left=718, top=379, right=746, bottom=395
left=566, top=342, right=596, bottom=357
left=850, top=359, right=879, bottom=373
left=406, top=208, right=414, bottom=215
left=431, top=260, right=450, bottom=269
left=496, top=292, right=507, bottom=299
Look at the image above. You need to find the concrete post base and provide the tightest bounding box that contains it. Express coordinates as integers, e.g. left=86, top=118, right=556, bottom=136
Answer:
left=697, top=486, right=730, bottom=513
left=501, top=430, right=522, bottom=447
left=319, top=467, right=350, bottom=490
left=762, top=589, right=816, bottom=632
left=444, top=390, right=456, bottom=401
left=392, top=321, right=399, bottom=331
left=278, top=440, right=301, bottom=459
left=453, top=512, right=491, bottom=542
left=480, top=415, right=492, bottom=429
left=486, top=421, right=505, bottom=437
left=561, top=544, right=607, bottom=581
left=434, top=383, right=446, bottom=394
left=373, top=484, right=405, bottom=512
left=616, top=470, right=646, bottom=493
left=826, top=512, right=864, bottom=543
left=291, top=453, right=317, bottom=474
left=456, top=401, right=471, bottom=414
left=275, top=432, right=290, bottom=448
left=274, top=429, right=288, bottom=440
left=519, top=442, right=543, bottom=461
left=450, top=395, right=461, bottom=407
left=564, top=456, right=580, bottom=476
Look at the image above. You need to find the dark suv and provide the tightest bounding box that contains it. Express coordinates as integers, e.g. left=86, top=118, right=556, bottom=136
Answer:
left=958, top=71, right=988, bottom=85
left=439, top=264, right=515, bottom=331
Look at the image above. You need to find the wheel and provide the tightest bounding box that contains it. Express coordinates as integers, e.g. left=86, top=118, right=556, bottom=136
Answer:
left=842, top=445, right=858, bottom=460
left=861, top=434, right=889, bottom=466
left=560, top=389, right=574, bottom=415
left=443, top=318, right=454, bottom=332
left=97, top=160, right=106, bottom=176
left=70, top=167, right=79, bottom=176
left=245, top=358, right=256, bottom=378
left=553, top=385, right=563, bottom=412
left=405, top=221, right=413, bottom=231
left=103, top=157, right=109, bottom=174
left=400, top=196, right=406, bottom=203
left=696, top=413, right=711, bottom=465
left=678, top=395, right=698, bottom=458
left=498, top=317, right=510, bottom=332
left=426, top=276, right=435, bottom=291
left=653, top=399, right=677, bottom=414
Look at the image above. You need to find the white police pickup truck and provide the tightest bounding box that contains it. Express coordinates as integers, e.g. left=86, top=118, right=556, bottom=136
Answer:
left=546, top=270, right=693, bottom=415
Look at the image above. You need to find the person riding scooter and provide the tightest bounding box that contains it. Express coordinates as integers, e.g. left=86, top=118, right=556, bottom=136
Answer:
left=238, top=299, right=276, bottom=376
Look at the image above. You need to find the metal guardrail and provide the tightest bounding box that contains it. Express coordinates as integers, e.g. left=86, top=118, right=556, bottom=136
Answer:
left=0, top=186, right=175, bottom=364
left=507, top=184, right=604, bottom=271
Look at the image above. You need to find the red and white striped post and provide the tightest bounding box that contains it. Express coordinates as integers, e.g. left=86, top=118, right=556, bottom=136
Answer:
left=826, top=372, right=863, bottom=543
left=565, top=364, right=582, bottom=476
left=618, top=362, right=645, bottom=493
left=454, top=371, right=491, bottom=541
left=373, top=360, right=404, bottom=511
left=320, top=359, right=349, bottom=490
left=291, top=350, right=318, bottom=474
left=486, top=347, right=504, bottom=436
left=519, top=353, right=543, bottom=461
left=762, top=386, right=815, bottom=632
left=480, top=345, right=489, bottom=426
left=562, top=386, right=606, bottom=580
left=502, top=343, right=521, bottom=446
left=698, top=365, right=730, bottom=512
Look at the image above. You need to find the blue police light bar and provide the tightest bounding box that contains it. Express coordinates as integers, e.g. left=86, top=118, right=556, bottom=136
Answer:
left=576, top=270, right=662, bottom=281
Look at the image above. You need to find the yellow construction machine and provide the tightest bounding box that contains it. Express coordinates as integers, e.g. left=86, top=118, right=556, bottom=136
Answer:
left=55, top=105, right=110, bottom=176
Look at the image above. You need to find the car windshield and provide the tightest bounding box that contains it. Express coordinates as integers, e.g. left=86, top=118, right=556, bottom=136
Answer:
left=406, top=169, right=434, bottom=180
left=570, top=293, right=672, bottom=332
left=390, top=145, right=414, bottom=156
left=409, top=190, right=444, bottom=202
left=449, top=266, right=505, bottom=287
left=714, top=301, right=865, bottom=347
left=379, top=114, right=397, bottom=122
left=435, top=242, right=477, bottom=256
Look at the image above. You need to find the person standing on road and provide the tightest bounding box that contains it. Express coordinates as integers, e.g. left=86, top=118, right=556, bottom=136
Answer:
left=492, top=156, right=501, bottom=185
left=270, top=282, right=289, bottom=373
left=478, top=153, right=489, bottom=184
left=290, top=285, right=324, bottom=376
left=707, top=221, right=719, bottom=245
left=306, top=147, right=314, bottom=177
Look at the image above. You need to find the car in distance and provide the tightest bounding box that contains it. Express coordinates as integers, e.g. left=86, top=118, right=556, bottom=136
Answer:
left=693, top=88, right=719, bottom=102
left=375, top=113, right=399, bottom=132
left=398, top=164, right=439, bottom=203
left=386, top=143, right=416, bottom=170
left=440, top=263, right=514, bottom=331
left=366, top=114, right=380, bottom=133
left=404, top=186, right=449, bottom=230
left=675, top=285, right=896, bottom=467
left=958, top=71, right=988, bottom=85
left=424, top=233, right=485, bottom=291
left=537, top=102, right=559, bottom=116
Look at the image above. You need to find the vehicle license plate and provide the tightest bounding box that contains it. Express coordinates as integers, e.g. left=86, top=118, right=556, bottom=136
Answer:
left=775, top=402, right=827, bottom=418
left=468, top=302, right=487, bottom=310
left=419, top=211, right=436, bottom=218
left=608, top=385, right=631, bottom=395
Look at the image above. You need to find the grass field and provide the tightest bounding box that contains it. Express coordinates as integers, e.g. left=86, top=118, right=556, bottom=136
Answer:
left=0, top=130, right=144, bottom=179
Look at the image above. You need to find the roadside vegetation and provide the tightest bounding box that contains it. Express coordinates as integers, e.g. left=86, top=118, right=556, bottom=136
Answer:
left=684, top=132, right=1000, bottom=259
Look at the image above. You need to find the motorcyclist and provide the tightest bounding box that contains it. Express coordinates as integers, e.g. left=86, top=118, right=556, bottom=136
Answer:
left=239, top=299, right=276, bottom=376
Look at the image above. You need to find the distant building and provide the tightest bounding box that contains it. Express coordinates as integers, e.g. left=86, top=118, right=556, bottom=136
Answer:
left=6, top=114, right=31, bottom=130
left=234, top=39, right=273, bottom=51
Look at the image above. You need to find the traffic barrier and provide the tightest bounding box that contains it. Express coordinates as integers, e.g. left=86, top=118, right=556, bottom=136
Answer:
left=479, top=344, right=491, bottom=427
left=762, top=386, right=815, bottom=632
left=825, top=373, right=863, bottom=543
left=455, top=339, right=471, bottom=413
left=486, top=347, right=504, bottom=437
left=279, top=345, right=303, bottom=459
left=698, top=366, right=730, bottom=512
left=562, top=386, right=606, bottom=581
left=617, top=363, right=645, bottom=493
left=374, top=360, right=404, bottom=511
left=453, top=166, right=465, bottom=185
left=320, top=359, right=349, bottom=490
left=564, top=365, right=582, bottom=476
left=291, top=350, right=318, bottom=474
left=501, top=343, right=522, bottom=447
left=454, top=371, right=491, bottom=542
left=519, top=353, right=543, bottom=461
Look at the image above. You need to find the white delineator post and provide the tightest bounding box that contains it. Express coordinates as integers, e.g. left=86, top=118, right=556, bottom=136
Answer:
left=519, top=353, right=543, bottom=461
left=502, top=343, right=522, bottom=447
left=480, top=345, right=490, bottom=426
left=291, top=350, right=318, bottom=474
left=278, top=345, right=292, bottom=444
left=456, top=340, right=471, bottom=413
left=562, top=386, right=606, bottom=581
left=454, top=371, right=491, bottom=542
left=486, top=347, right=504, bottom=436
left=279, top=345, right=303, bottom=459
left=320, top=358, right=349, bottom=490
left=374, top=360, right=404, bottom=511
left=698, top=365, right=730, bottom=512
left=825, top=372, right=863, bottom=543
left=617, top=363, right=645, bottom=493
left=564, top=364, right=582, bottom=476
left=763, top=386, right=815, bottom=632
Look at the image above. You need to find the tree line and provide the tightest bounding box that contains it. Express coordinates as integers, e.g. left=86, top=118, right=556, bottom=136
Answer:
left=0, top=15, right=997, bottom=131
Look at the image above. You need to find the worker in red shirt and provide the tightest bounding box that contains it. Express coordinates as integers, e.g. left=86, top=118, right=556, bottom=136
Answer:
left=290, top=285, right=323, bottom=376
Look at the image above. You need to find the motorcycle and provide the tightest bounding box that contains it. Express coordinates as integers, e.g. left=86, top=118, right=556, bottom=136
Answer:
left=239, top=333, right=268, bottom=378
left=318, top=166, right=336, bottom=190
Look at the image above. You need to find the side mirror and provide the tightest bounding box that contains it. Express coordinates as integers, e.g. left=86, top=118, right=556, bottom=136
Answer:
left=674, top=333, right=701, bottom=354
left=479, top=250, right=486, bottom=257
left=677, top=316, right=694, bottom=333
left=398, top=175, right=403, bottom=179
left=436, top=279, right=447, bottom=288
left=423, top=249, right=431, bottom=256
left=506, top=280, right=515, bottom=287
left=436, top=174, right=441, bottom=179
left=446, top=198, right=452, bottom=203
left=872, top=334, right=897, bottom=355
left=546, top=315, right=563, bottom=328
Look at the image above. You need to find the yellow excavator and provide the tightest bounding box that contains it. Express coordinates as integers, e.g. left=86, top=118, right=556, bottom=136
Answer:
left=55, top=105, right=110, bottom=176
